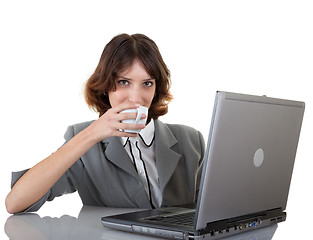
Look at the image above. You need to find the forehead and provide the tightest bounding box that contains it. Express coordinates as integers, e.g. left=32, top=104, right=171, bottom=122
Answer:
left=118, top=59, right=152, bottom=79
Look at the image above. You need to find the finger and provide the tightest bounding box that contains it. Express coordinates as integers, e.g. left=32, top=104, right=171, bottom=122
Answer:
left=112, top=102, right=141, bottom=114
left=118, top=112, right=138, bottom=121
left=115, top=131, right=139, bottom=138
left=118, top=112, right=147, bottom=121
left=118, top=122, right=146, bottom=131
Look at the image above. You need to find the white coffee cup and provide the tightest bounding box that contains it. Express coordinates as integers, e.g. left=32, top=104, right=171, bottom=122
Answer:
left=120, top=106, right=148, bottom=133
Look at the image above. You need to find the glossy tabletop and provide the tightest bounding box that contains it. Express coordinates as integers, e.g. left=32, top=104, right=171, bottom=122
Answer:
left=4, top=205, right=278, bottom=240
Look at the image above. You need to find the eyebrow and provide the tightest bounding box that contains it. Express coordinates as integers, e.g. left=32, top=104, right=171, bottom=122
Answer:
left=117, top=76, right=155, bottom=81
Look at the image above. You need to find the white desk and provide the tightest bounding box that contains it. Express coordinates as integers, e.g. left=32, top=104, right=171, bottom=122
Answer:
left=4, top=205, right=278, bottom=240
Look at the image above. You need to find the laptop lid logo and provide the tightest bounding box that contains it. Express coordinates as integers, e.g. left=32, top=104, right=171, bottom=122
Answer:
left=253, top=148, right=264, bottom=167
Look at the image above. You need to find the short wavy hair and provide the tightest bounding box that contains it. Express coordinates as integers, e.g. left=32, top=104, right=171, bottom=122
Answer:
left=85, top=33, right=173, bottom=120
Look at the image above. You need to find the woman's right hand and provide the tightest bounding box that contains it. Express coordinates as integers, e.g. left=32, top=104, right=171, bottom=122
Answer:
left=87, top=102, right=146, bottom=142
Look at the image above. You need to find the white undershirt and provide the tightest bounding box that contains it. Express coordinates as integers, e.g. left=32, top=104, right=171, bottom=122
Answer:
left=120, top=120, right=161, bottom=208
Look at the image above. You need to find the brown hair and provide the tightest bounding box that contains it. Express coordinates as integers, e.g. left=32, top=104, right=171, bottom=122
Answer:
left=85, top=33, right=173, bottom=119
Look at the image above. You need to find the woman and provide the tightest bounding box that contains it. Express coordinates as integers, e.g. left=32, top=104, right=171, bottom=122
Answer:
left=5, top=33, right=205, bottom=214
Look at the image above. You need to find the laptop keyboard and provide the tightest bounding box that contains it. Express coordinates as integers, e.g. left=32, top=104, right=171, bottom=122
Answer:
left=144, top=210, right=195, bottom=226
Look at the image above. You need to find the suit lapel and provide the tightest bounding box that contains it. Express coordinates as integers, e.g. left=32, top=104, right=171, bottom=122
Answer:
left=154, top=120, right=182, bottom=193
left=102, top=137, right=152, bottom=208
left=101, top=120, right=182, bottom=208
left=102, top=137, right=138, bottom=179
left=102, top=121, right=182, bottom=186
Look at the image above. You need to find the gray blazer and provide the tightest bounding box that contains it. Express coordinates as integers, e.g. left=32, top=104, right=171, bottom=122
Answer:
left=12, top=119, right=205, bottom=213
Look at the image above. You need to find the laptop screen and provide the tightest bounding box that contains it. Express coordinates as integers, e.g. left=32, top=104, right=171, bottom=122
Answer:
left=195, top=91, right=304, bottom=230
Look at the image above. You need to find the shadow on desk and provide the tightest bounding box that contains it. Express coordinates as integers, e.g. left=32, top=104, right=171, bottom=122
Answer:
left=4, top=206, right=278, bottom=240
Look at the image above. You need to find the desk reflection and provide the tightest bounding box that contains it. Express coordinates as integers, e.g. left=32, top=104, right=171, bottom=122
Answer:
left=5, top=206, right=277, bottom=240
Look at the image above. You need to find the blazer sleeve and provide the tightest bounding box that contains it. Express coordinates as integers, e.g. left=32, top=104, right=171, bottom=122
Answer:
left=10, top=125, right=85, bottom=213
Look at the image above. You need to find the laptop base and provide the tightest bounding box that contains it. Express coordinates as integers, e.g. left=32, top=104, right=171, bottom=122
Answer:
left=101, top=208, right=285, bottom=239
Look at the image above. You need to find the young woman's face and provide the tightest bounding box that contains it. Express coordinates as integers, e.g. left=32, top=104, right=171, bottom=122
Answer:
left=108, top=59, right=156, bottom=109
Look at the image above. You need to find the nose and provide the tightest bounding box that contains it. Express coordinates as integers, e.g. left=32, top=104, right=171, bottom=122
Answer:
left=128, top=86, right=142, bottom=104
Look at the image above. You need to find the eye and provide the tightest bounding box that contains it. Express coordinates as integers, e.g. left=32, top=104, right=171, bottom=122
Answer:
left=118, top=80, right=130, bottom=86
left=143, top=81, right=154, bottom=87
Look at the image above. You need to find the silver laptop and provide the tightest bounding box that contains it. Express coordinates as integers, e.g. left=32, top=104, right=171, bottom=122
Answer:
left=101, top=91, right=305, bottom=239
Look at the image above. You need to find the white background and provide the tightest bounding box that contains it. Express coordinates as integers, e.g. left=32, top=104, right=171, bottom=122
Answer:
left=1, top=0, right=312, bottom=239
